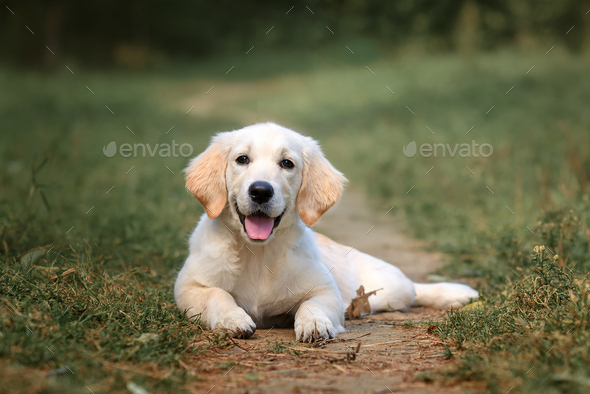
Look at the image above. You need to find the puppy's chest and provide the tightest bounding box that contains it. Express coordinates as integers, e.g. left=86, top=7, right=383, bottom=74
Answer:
left=230, top=265, right=296, bottom=319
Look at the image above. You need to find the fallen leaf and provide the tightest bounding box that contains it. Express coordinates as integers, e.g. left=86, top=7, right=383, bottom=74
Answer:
left=345, top=286, right=380, bottom=320
left=426, top=325, right=439, bottom=334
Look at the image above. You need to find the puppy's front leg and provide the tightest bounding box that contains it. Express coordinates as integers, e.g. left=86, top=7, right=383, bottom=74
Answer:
left=294, top=290, right=344, bottom=342
left=175, top=283, right=256, bottom=339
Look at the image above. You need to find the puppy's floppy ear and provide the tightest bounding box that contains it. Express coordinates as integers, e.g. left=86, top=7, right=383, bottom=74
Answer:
left=297, top=138, right=347, bottom=226
left=184, top=134, right=228, bottom=219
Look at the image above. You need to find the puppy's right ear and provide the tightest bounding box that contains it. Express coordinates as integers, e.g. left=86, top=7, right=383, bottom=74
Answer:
left=184, top=135, right=228, bottom=218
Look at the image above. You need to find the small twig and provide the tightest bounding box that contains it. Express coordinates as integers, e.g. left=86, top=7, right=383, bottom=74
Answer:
left=337, top=332, right=371, bottom=342
left=227, top=335, right=248, bottom=351
left=283, top=345, right=345, bottom=357
left=362, top=340, right=403, bottom=348
left=312, top=332, right=371, bottom=347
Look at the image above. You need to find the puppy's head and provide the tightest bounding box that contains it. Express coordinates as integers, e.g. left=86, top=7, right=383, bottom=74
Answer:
left=185, top=123, right=346, bottom=243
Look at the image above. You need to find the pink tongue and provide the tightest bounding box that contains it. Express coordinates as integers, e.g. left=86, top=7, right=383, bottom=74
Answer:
left=244, top=215, right=275, bottom=240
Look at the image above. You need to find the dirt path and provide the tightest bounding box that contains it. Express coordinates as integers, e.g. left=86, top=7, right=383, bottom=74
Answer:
left=190, top=190, right=464, bottom=393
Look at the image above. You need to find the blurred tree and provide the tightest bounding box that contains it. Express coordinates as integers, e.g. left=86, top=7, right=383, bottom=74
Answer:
left=509, top=0, right=536, bottom=50
left=44, top=0, right=62, bottom=67
left=454, top=1, right=481, bottom=55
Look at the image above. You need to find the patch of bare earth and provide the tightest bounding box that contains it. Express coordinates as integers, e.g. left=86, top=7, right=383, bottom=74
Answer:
left=186, top=190, right=474, bottom=393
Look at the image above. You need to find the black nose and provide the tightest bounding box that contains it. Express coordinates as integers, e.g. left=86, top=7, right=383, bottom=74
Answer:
left=249, top=181, right=274, bottom=204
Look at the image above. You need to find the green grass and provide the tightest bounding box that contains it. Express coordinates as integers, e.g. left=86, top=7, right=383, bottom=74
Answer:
left=426, top=203, right=590, bottom=393
left=2, top=47, right=590, bottom=392
left=403, top=320, right=417, bottom=328
left=0, top=62, right=241, bottom=392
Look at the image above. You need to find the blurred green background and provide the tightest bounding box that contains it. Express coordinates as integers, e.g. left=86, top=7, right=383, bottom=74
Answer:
left=2, top=1, right=590, bottom=392
left=2, top=0, right=589, bottom=260
left=3, top=0, right=590, bottom=67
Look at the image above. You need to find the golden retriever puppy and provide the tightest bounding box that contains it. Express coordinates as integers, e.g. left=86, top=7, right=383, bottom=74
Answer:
left=175, top=122, right=478, bottom=342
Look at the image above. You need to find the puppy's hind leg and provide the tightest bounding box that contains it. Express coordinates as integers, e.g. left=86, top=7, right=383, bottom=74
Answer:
left=351, top=252, right=417, bottom=313
left=412, top=282, right=478, bottom=308
left=350, top=250, right=478, bottom=311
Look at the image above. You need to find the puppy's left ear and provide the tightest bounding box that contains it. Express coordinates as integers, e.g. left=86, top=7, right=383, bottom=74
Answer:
left=297, top=139, right=347, bottom=226
left=184, top=134, right=228, bottom=218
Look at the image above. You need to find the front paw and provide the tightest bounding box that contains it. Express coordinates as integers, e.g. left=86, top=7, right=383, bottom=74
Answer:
left=215, top=308, right=257, bottom=339
left=295, top=310, right=336, bottom=343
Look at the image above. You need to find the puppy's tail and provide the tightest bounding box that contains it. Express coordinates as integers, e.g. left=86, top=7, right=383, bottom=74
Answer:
left=412, top=282, right=478, bottom=308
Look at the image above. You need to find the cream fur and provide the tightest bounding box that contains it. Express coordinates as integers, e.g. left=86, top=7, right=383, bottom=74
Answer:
left=175, top=122, right=478, bottom=342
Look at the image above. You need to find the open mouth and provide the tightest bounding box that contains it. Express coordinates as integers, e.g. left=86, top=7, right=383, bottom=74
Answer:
left=236, top=204, right=284, bottom=241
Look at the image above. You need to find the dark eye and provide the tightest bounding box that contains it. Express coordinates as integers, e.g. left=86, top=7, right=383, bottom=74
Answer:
left=236, top=155, right=249, bottom=165
left=280, top=159, right=294, bottom=169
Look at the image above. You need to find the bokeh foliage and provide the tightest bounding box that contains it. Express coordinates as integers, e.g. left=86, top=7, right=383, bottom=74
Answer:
left=2, top=0, right=589, bottom=67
